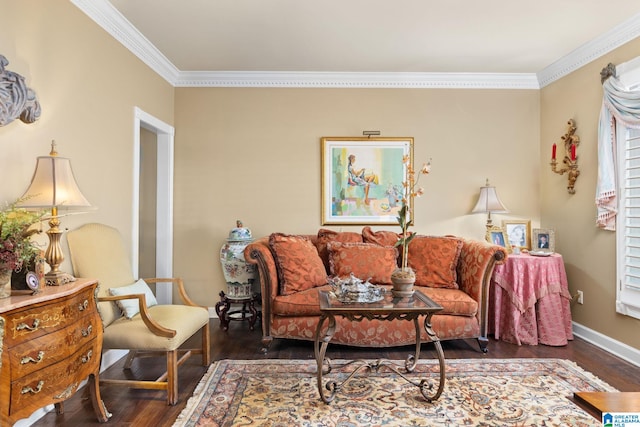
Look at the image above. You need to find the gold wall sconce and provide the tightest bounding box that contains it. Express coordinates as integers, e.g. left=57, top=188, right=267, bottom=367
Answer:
left=550, top=119, right=580, bottom=194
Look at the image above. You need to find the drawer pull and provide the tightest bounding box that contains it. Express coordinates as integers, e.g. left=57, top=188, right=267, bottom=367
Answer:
left=78, top=300, right=89, bottom=311
left=21, top=351, right=45, bottom=365
left=16, top=319, right=40, bottom=332
left=81, top=324, right=93, bottom=337
left=81, top=350, right=93, bottom=364
left=54, top=383, right=78, bottom=400
left=21, top=381, right=44, bottom=395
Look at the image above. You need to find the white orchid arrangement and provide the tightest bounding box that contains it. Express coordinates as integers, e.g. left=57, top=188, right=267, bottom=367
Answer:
left=394, top=155, right=431, bottom=273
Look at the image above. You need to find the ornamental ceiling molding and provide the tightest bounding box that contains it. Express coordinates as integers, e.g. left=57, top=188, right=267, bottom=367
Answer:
left=173, top=71, right=539, bottom=89
left=0, top=55, right=41, bottom=126
left=72, top=0, right=640, bottom=90
left=537, top=13, right=640, bottom=87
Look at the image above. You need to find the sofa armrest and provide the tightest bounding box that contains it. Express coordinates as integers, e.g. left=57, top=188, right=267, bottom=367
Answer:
left=244, top=237, right=279, bottom=344
left=457, top=239, right=508, bottom=342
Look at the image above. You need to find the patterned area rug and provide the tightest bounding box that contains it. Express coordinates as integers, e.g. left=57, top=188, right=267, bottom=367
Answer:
left=173, top=358, right=615, bottom=426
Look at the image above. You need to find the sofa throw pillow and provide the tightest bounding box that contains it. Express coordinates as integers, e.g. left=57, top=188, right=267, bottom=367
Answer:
left=109, top=278, right=158, bottom=319
left=316, top=228, right=363, bottom=272
left=362, top=226, right=400, bottom=247
left=269, top=233, right=328, bottom=296
left=327, top=242, right=398, bottom=285
left=408, top=236, right=463, bottom=289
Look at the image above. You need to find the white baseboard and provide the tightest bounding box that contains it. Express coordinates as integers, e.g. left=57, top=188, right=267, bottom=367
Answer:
left=208, top=306, right=218, bottom=318
left=100, top=349, right=129, bottom=372
left=13, top=406, right=52, bottom=426
left=572, top=321, right=640, bottom=368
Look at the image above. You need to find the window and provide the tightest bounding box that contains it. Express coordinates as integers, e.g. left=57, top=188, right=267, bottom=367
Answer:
left=618, top=127, right=640, bottom=319
left=614, top=59, right=640, bottom=320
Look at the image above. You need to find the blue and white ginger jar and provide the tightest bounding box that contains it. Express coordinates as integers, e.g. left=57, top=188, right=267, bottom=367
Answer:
left=219, top=220, right=256, bottom=299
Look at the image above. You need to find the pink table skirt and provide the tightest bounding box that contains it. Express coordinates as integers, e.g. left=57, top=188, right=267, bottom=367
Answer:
left=489, top=253, right=574, bottom=346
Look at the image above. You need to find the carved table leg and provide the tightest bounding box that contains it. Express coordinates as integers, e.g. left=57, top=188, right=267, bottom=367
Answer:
left=247, top=295, right=260, bottom=331
left=215, top=291, right=231, bottom=330
left=88, top=373, right=112, bottom=422
left=421, top=312, right=445, bottom=402
left=314, top=314, right=337, bottom=403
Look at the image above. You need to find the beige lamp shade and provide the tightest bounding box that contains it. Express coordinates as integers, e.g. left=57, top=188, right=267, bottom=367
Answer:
left=471, top=182, right=508, bottom=214
left=19, top=155, right=91, bottom=209
left=18, top=141, right=90, bottom=286
left=472, top=179, right=508, bottom=229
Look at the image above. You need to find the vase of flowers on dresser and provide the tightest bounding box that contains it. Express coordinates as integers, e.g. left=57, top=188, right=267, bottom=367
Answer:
left=0, top=199, right=44, bottom=298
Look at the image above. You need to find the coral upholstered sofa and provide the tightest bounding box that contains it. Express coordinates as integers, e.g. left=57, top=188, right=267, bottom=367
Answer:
left=245, top=228, right=507, bottom=353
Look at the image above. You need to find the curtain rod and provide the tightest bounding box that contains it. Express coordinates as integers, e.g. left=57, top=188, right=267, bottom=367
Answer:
left=601, top=63, right=616, bottom=84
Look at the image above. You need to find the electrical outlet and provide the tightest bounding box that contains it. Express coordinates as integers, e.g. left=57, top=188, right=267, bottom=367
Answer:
left=577, top=290, right=584, bottom=305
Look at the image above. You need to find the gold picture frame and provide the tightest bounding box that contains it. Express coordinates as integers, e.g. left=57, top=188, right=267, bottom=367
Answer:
left=532, top=228, right=555, bottom=252
left=502, top=219, right=532, bottom=250
left=321, top=136, right=413, bottom=225
left=485, top=226, right=511, bottom=253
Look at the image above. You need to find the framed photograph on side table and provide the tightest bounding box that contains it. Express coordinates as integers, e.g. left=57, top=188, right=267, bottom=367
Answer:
left=532, top=228, right=555, bottom=252
left=485, top=226, right=511, bottom=253
left=502, top=220, right=532, bottom=250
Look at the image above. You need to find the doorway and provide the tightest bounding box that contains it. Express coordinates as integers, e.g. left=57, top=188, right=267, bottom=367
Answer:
left=132, top=107, right=175, bottom=304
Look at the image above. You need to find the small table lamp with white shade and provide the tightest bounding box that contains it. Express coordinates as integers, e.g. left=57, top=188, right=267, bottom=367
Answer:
left=471, top=179, right=509, bottom=230
left=19, top=140, right=91, bottom=286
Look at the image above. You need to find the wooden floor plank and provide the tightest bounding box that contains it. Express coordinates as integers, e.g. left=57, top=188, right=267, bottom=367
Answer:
left=574, top=392, right=640, bottom=415
left=29, top=319, right=639, bottom=426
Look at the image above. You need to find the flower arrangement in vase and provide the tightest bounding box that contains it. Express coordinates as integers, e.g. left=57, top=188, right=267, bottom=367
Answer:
left=0, top=199, right=45, bottom=298
left=391, top=155, right=431, bottom=297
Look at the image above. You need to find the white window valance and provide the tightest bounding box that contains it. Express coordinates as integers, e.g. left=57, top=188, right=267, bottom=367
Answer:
left=597, top=58, right=640, bottom=230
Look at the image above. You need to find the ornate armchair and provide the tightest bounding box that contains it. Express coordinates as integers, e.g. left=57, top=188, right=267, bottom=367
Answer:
left=67, top=223, right=210, bottom=405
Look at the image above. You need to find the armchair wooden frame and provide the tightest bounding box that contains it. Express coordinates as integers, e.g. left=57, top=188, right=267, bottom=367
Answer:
left=97, top=278, right=210, bottom=405
left=66, top=223, right=211, bottom=406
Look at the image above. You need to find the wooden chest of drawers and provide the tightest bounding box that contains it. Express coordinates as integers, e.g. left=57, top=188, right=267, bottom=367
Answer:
left=0, top=279, right=110, bottom=425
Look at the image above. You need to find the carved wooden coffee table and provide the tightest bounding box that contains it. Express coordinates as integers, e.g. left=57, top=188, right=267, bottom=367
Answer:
left=314, top=289, right=445, bottom=404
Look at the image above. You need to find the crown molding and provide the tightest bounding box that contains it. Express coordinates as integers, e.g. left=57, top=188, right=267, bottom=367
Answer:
left=174, top=71, right=540, bottom=89
left=71, top=0, right=180, bottom=84
left=73, top=0, right=639, bottom=89
left=538, top=12, right=640, bottom=88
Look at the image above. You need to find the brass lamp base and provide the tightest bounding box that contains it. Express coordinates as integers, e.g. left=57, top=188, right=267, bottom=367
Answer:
left=42, top=210, right=77, bottom=286
left=45, top=271, right=77, bottom=286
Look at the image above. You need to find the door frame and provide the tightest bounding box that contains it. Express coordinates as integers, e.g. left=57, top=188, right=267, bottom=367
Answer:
left=132, top=107, right=174, bottom=304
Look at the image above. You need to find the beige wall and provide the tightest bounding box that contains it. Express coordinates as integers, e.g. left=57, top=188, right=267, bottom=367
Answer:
left=174, top=88, right=540, bottom=306
left=0, top=1, right=174, bottom=274
left=541, top=38, right=640, bottom=350
left=2, top=1, right=637, bottom=352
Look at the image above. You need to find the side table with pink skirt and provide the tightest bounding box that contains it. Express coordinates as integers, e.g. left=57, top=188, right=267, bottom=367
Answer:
left=489, top=253, right=574, bottom=346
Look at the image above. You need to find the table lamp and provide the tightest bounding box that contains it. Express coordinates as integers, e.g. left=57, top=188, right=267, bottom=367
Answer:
left=471, top=179, right=509, bottom=230
left=19, top=140, right=91, bottom=285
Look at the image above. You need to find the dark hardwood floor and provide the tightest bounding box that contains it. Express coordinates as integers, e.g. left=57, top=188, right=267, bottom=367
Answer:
left=31, top=319, right=638, bottom=426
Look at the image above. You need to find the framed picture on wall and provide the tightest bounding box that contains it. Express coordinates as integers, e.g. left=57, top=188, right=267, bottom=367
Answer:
left=502, top=220, right=532, bottom=250
left=321, top=136, right=413, bottom=225
left=485, top=226, right=511, bottom=253
left=532, top=228, right=555, bottom=252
